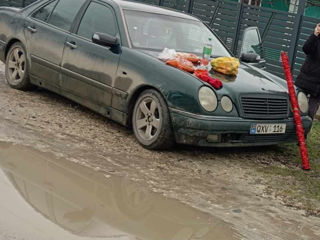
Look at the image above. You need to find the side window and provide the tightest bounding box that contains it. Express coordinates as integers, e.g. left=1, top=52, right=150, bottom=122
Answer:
left=32, top=0, right=57, bottom=22
left=48, top=0, right=86, bottom=31
left=77, top=2, right=117, bottom=40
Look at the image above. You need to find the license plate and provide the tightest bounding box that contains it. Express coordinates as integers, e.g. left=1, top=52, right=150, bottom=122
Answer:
left=250, top=124, right=286, bottom=135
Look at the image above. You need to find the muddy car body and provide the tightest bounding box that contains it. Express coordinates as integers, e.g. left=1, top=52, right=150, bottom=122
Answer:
left=0, top=0, right=312, bottom=149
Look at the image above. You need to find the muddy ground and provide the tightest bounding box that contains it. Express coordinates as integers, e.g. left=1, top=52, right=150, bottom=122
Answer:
left=0, top=62, right=319, bottom=239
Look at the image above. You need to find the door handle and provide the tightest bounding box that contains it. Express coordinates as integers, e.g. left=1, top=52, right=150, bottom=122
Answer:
left=26, top=26, right=37, bottom=33
left=65, top=41, right=77, bottom=49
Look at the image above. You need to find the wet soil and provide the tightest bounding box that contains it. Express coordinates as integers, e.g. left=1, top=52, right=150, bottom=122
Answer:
left=0, top=62, right=319, bottom=239
left=0, top=142, right=240, bottom=240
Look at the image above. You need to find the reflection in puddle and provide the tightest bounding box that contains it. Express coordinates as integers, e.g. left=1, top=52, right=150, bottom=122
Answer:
left=0, top=142, right=241, bottom=240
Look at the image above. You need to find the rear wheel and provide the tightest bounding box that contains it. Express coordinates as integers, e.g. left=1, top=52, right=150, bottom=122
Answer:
left=132, top=89, right=174, bottom=150
left=5, top=42, right=32, bottom=90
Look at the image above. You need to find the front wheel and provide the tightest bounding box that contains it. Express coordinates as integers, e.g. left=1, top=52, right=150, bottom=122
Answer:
left=132, top=89, right=174, bottom=150
left=5, top=42, right=32, bottom=90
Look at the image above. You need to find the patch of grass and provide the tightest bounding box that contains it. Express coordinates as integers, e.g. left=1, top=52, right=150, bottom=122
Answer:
left=258, top=121, right=320, bottom=216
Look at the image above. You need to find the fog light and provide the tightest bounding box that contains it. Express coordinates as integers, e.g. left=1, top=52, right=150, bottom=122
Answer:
left=221, top=96, right=233, bottom=113
left=207, top=134, right=220, bottom=143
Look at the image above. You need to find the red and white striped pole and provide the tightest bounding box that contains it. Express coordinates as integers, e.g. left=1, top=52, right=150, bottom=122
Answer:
left=281, top=52, right=310, bottom=170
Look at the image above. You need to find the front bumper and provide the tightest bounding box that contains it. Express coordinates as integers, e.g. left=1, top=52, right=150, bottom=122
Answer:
left=170, top=108, right=313, bottom=147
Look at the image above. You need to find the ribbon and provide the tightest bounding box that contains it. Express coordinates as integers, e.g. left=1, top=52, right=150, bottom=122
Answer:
left=281, top=52, right=310, bottom=170
left=194, top=70, right=223, bottom=90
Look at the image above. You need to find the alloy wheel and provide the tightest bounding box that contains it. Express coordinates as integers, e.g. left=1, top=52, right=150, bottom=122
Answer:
left=7, top=47, right=26, bottom=85
left=135, top=97, right=162, bottom=141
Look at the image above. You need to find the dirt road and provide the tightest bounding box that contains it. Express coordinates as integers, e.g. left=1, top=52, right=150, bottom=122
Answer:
left=0, top=62, right=319, bottom=239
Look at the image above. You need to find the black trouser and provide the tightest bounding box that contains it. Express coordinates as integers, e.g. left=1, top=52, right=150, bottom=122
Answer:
left=308, top=94, right=320, bottom=120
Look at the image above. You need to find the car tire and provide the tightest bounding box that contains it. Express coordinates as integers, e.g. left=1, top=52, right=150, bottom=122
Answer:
left=132, top=89, right=174, bottom=150
left=5, top=42, right=32, bottom=91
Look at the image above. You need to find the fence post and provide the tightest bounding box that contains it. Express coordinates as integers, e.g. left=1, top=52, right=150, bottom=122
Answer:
left=288, top=0, right=307, bottom=70
left=187, top=0, right=194, bottom=13
left=261, top=12, right=274, bottom=42
left=231, top=2, right=243, bottom=54
left=159, top=0, right=164, bottom=6
left=209, top=0, right=221, bottom=27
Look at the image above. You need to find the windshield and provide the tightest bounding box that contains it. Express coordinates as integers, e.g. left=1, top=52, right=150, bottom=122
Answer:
left=124, top=10, right=230, bottom=57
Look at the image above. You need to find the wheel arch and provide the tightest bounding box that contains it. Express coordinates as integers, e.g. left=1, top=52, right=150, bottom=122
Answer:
left=5, top=38, right=23, bottom=60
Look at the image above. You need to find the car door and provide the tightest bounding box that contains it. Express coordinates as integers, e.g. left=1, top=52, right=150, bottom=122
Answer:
left=24, top=0, right=87, bottom=92
left=60, top=0, right=120, bottom=114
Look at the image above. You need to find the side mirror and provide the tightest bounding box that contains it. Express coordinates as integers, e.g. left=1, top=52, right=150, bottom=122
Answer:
left=92, top=32, right=119, bottom=48
left=240, top=27, right=264, bottom=58
left=240, top=52, right=261, bottom=63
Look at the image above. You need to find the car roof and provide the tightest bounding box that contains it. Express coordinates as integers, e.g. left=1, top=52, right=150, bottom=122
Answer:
left=112, top=0, right=199, bottom=21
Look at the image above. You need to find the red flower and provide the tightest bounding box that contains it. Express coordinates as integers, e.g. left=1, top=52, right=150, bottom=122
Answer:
left=194, top=70, right=223, bottom=90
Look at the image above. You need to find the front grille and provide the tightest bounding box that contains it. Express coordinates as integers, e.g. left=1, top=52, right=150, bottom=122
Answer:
left=240, top=95, right=289, bottom=119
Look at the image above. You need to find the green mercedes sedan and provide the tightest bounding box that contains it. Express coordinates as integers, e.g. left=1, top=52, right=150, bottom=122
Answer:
left=0, top=0, right=313, bottom=149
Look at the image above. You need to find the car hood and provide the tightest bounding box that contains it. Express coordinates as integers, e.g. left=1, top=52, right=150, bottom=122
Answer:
left=209, top=64, right=288, bottom=95
left=141, top=49, right=288, bottom=96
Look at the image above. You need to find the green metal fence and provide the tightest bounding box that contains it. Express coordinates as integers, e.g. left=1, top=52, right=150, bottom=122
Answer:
left=291, top=15, right=319, bottom=77
left=1, top=0, right=319, bottom=79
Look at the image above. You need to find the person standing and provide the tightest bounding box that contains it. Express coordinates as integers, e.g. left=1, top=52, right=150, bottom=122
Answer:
left=295, top=23, right=320, bottom=120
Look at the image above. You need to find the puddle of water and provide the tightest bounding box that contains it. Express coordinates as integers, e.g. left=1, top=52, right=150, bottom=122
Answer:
left=0, top=142, right=241, bottom=240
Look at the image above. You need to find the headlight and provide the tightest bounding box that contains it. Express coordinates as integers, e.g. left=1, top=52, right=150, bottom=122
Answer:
left=221, top=96, right=233, bottom=112
left=198, top=86, right=217, bottom=112
left=297, top=92, right=308, bottom=113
